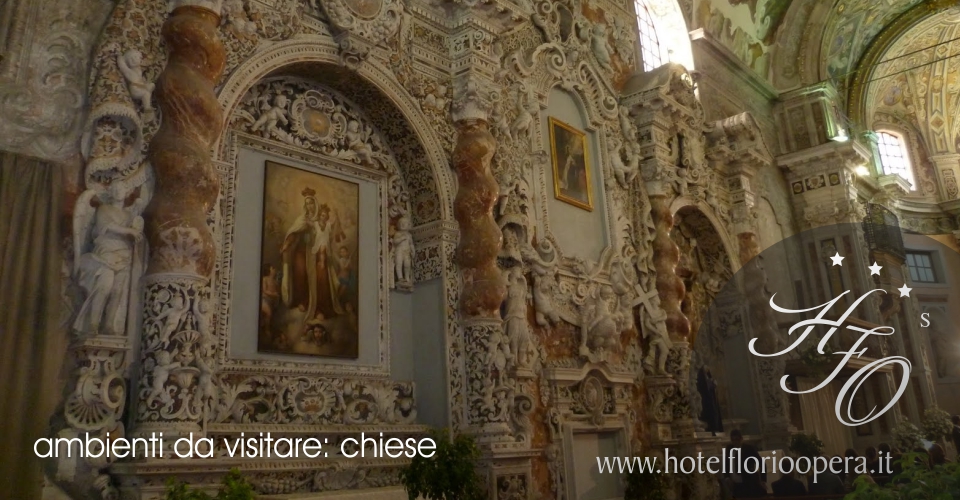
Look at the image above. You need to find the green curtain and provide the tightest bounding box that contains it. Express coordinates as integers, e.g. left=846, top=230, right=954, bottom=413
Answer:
left=0, top=152, right=65, bottom=500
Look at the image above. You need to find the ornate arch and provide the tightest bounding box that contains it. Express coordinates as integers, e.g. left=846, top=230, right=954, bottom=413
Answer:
left=669, top=197, right=741, bottom=273
left=214, top=38, right=454, bottom=226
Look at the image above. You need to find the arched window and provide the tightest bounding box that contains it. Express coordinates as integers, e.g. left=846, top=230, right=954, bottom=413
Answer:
left=876, top=131, right=916, bottom=190
left=635, top=0, right=664, bottom=71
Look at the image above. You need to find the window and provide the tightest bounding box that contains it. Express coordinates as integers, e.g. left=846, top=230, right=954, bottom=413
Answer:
left=635, top=1, right=663, bottom=72
left=876, top=131, right=916, bottom=190
left=906, top=251, right=938, bottom=283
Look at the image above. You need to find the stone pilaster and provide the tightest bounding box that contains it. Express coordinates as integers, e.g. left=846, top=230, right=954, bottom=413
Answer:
left=930, top=153, right=960, bottom=201
left=134, top=1, right=225, bottom=439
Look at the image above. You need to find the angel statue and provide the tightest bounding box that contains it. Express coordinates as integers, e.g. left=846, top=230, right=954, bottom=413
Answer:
left=72, top=182, right=147, bottom=336
left=117, top=49, right=154, bottom=113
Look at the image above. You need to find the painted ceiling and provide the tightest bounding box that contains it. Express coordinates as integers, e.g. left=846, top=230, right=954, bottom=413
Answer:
left=691, top=0, right=923, bottom=88
left=866, top=6, right=960, bottom=155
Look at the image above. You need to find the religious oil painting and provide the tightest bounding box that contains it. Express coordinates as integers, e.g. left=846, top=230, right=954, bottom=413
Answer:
left=549, top=117, right=593, bottom=211
left=258, top=160, right=360, bottom=358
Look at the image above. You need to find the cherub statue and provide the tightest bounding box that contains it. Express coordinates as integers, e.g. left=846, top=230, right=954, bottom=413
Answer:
left=72, top=182, right=145, bottom=336
left=510, top=90, right=536, bottom=141
left=346, top=120, right=374, bottom=165
left=147, top=350, right=179, bottom=405
left=619, top=106, right=635, bottom=138
left=487, top=326, right=511, bottom=385
left=589, top=24, right=614, bottom=72
left=491, top=100, right=513, bottom=141
left=580, top=286, right=619, bottom=356
left=392, top=216, right=414, bottom=286
left=503, top=267, right=533, bottom=369
left=117, top=49, right=154, bottom=113
left=251, top=94, right=289, bottom=136
left=609, top=137, right=640, bottom=188
left=154, top=292, right=189, bottom=342
left=531, top=264, right=560, bottom=327
left=642, top=295, right=673, bottom=374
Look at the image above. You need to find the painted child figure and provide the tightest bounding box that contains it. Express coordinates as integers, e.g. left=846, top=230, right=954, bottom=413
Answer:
left=260, top=264, right=280, bottom=335
left=336, top=245, right=355, bottom=304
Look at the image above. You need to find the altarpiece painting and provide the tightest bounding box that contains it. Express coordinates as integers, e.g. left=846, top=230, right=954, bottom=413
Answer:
left=257, top=160, right=360, bottom=358
left=549, top=117, right=593, bottom=211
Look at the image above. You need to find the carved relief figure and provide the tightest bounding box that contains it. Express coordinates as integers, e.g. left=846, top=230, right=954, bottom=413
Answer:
left=392, top=216, right=414, bottom=287
left=588, top=23, right=613, bottom=72
left=346, top=120, right=374, bottom=165
left=609, top=137, right=640, bottom=188
left=531, top=263, right=560, bottom=327
left=72, top=183, right=145, bottom=336
left=117, top=49, right=154, bottom=113
left=641, top=294, right=672, bottom=374
left=580, top=285, right=620, bottom=356
left=511, top=90, right=537, bottom=142
left=503, top=267, right=533, bottom=369
left=251, top=94, right=290, bottom=137
left=146, top=350, right=179, bottom=405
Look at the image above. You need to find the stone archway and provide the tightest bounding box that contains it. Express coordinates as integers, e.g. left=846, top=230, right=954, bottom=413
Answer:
left=213, top=40, right=456, bottom=226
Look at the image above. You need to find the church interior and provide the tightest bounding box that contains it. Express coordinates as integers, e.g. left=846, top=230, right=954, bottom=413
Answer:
left=2, top=0, right=960, bottom=498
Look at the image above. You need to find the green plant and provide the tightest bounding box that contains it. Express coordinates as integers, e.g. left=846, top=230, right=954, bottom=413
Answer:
left=799, top=336, right=835, bottom=377
left=921, top=407, right=953, bottom=441
left=624, top=461, right=667, bottom=500
left=164, top=469, right=255, bottom=500
left=398, top=428, right=484, bottom=500
left=844, top=452, right=960, bottom=499
left=892, top=420, right=924, bottom=451
left=788, top=432, right=824, bottom=459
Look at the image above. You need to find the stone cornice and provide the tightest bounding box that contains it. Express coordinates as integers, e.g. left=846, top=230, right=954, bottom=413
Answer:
left=689, top=28, right=778, bottom=102
left=777, top=139, right=872, bottom=174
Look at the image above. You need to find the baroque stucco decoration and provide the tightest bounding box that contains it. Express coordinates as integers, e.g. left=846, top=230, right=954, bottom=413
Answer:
left=38, top=0, right=807, bottom=497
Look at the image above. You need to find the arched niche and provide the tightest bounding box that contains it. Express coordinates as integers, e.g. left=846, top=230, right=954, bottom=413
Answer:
left=668, top=203, right=737, bottom=340
left=214, top=38, right=454, bottom=227
left=211, top=47, right=456, bottom=427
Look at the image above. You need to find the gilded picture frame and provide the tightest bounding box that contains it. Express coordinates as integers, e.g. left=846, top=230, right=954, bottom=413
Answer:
left=548, top=117, right=593, bottom=211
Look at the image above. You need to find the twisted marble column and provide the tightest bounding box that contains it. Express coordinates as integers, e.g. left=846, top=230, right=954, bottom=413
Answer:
left=135, top=2, right=225, bottom=438
left=451, top=118, right=510, bottom=442
left=146, top=4, right=225, bottom=274
left=452, top=119, right=506, bottom=318
left=650, top=195, right=689, bottom=342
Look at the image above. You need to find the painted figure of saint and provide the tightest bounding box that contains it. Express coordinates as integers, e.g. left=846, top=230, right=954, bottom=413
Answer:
left=280, top=187, right=346, bottom=331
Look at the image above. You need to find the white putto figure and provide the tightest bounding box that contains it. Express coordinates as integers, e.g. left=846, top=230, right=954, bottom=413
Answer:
left=392, top=216, right=414, bottom=286
left=117, top=49, right=155, bottom=113
left=251, top=94, right=289, bottom=136
left=72, top=183, right=145, bottom=335
left=503, top=267, right=534, bottom=369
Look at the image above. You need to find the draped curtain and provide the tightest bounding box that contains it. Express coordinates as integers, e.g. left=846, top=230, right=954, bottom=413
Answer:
left=0, top=152, right=65, bottom=500
left=797, top=378, right=854, bottom=458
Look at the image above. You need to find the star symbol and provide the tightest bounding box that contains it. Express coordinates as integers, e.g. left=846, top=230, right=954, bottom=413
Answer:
left=868, top=262, right=882, bottom=275
left=830, top=253, right=845, bottom=266
left=898, top=285, right=912, bottom=297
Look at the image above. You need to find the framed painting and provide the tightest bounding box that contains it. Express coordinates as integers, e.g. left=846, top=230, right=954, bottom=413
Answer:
left=549, top=117, right=593, bottom=211
left=257, top=160, right=360, bottom=358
